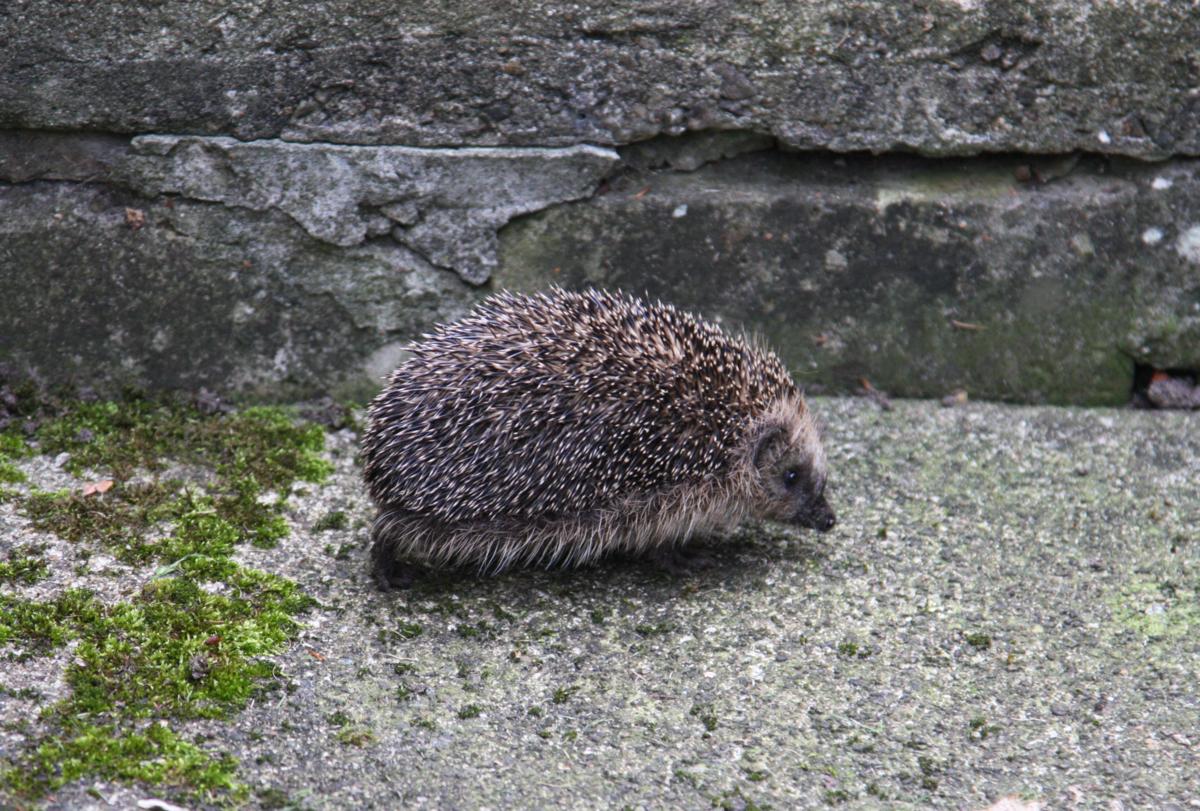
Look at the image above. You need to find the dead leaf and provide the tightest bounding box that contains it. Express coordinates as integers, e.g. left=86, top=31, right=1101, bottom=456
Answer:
left=124, top=207, right=146, bottom=229
left=632, top=186, right=650, bottom=199
left=950, top=319, right=984, bottom=331
left=82, top=479, right=114, bottom=496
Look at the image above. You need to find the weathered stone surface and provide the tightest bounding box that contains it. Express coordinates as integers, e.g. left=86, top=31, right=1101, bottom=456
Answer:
left=499, top=150, right=1200, bottom=405
left=0, top=182, right=479, bottom=399
left=123, top=136, right=617, bottom=284
left=3, top=2, right=1198, bottom=402
left=0, top=131, right=620, bottom=395
left=5, top=399, right=1199, bottom=807
left=1, top=1, right=1197, bottom=158
left=0, top=132, right=618, bottom=286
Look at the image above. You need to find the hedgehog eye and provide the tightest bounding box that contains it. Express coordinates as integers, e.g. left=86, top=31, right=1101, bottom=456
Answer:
left=782, top=468, right=800, bottom=488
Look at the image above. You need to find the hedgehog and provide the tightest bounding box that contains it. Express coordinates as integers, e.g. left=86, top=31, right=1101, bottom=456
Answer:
left=362, top=288, right=835, bottom=584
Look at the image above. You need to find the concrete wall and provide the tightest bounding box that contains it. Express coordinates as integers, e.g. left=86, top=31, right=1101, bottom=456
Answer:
left=2, top=1, right=1198, bottom=402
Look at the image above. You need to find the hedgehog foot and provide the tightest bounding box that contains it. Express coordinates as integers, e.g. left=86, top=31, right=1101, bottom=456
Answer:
left=372, top=557, right=423, bottom=591
left=369, top=508, right=435, bottom=590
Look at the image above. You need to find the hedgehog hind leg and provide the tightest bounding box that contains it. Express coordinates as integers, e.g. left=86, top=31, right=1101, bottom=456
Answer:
left=369, top=507, right=439, bottom=591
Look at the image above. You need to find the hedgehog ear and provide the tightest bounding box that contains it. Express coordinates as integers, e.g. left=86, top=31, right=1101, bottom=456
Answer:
left=750, top=421, right=787, bottom=470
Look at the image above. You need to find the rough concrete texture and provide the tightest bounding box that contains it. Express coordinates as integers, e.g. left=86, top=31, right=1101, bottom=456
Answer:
left=0, top=130, right=599, bottom=397
left=3, top=399, right=1198, bottom=809
left=500, top=149, right=1200, bottom=405
left=125, top=136, right=618, bottom=284
left=4, top=130, right=1199, bottom=402
left=2, top=1, right=1198, bottom=158
left=0, top=180, right=479, bottom=400
left=0, top=131, right=617, bottom=285
left=3, top=2, right=1199, bottom=402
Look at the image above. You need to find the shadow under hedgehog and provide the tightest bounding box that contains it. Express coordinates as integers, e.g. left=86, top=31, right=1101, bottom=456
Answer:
left=362, top=288, right=835, bottom=586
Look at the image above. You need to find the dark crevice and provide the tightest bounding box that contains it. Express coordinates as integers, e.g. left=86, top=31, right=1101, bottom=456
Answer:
left=1132, top=364, right=1200, bottom=410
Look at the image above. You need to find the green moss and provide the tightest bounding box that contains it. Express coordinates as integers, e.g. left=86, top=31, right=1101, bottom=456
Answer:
left=256, top=786, right=292, bottom=809
left=34, top=400, right=331, bottom=484
left=15, top=722, right=241, bottom=798
left=0, top=544, right=49, bottom=585
left=335, top=726, right=375, bottom=748
left=324, top=542, right=353, bottom=560
left=23, top=482, right=184, bottom=564
left=964, top=632, right=992, bottom=650
left=690, top=703, right=719, bottom=732
left=326, top=710, right=352, bottom=727
left=457, top=704, right=482, bottom=719
left=0, top=395, right=331, bottom=804
left=837, top=640, right=874, bottom=658
left=0, top=432, right=30, bottom=458
left=0, top=458, right=24, bottom=483
left=968, top=716, right=1001, bottom=741
left=313, top=510, right=349, bottom=531
left=0, top=589, right=98, bottom=654
left=391, top=621, right=424, bottom=640
left=1110, top=578, right=1200, bottom=641
left=0, top=432, right=30, bottom=483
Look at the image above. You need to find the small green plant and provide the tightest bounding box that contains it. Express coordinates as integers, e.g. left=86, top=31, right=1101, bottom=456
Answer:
left=964, top=632, right=992, bottom=650
left=690, top=702, right=718, bottom=732
left=313, top=510, right=349, bottom=531
left=0, top=544, right=49, bottom=585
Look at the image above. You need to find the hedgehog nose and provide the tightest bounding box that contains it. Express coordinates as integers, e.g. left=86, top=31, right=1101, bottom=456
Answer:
left=794, top=495, right=836, bottom=533
left=816, top=509, right=837, bottom=532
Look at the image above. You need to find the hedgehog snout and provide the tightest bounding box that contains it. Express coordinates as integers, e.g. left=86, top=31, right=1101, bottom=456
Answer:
left=793, top=494, right=836, bottom=533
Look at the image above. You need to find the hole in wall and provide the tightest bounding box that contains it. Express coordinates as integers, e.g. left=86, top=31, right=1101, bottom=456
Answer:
left=1132, top=363, right=1200, bottom=410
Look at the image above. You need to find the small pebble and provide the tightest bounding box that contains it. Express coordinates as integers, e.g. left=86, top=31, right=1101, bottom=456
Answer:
left=980, top=43, right=1002, bottom=62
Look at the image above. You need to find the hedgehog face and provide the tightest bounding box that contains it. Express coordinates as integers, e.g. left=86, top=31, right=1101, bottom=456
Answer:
left=748, top=414, right=836, bottom=533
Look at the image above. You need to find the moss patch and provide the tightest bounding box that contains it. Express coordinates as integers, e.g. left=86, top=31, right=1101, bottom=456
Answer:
left=23, top=482, right=184, bottom=564
left=0, top=432, right=30, bottom=483
left=0, top=544, right=49, bottom=585
left=0, top=394, right=331, bottom=805
left=1110, top=578, right=1200, bottom=641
